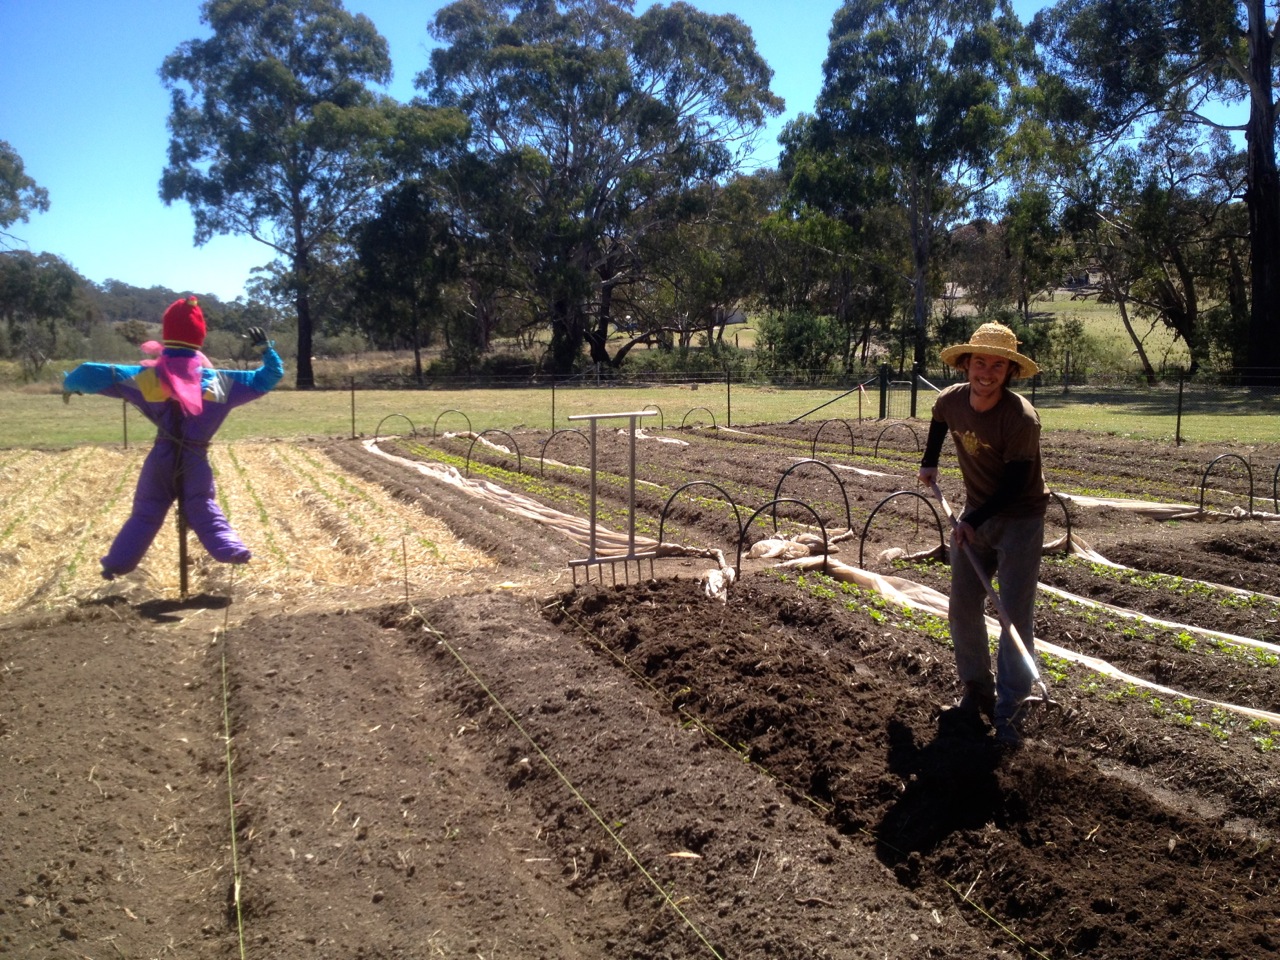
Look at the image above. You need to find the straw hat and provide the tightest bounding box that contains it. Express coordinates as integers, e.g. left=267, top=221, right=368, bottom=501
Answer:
left=939, top=322, right=1039, bottom=378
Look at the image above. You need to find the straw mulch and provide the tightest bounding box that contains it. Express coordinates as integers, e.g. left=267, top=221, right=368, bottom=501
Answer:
left=0, top=442, right=495, bottom=616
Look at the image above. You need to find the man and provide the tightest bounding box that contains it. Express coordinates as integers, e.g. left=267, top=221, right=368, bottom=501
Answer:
left=917, top=322, right=1049, bottom=746
left=63, top=297, right=283, bottom=579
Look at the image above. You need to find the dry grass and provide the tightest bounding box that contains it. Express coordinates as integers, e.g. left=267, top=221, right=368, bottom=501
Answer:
left=0, top=443, right=495, bottom=616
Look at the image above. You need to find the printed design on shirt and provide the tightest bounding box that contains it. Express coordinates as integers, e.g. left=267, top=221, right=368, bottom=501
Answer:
left=953, top=430, right=993, bottom=458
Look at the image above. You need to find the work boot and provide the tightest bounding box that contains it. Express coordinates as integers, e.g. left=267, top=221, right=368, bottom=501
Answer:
left=995, top=718, right=1023, bottom=750
left=958, top=686, right=996, bottom=722
left=938, top=684, right=995, bottom=735
left=995, top=695, right=1035, bottom=750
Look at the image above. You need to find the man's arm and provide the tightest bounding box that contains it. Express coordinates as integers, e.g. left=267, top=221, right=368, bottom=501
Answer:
left=917, top=419, right=949, bottom=486
left=958, top=460, right=1033, bottom=529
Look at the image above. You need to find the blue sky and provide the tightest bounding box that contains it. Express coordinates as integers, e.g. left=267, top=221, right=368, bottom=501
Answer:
left=2, top=1, right=1039, bottom=303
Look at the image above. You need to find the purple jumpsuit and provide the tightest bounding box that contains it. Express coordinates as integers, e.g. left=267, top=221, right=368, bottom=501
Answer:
left=64, top=347, right=284, bottom=578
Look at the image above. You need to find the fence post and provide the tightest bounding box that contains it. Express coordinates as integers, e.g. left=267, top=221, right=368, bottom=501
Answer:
left=725, top=368, right=732, bottom=427
left=878, top=364, right=890, bottom=420
left=1175, top=371, right=1185, bottom=447
left=909, top=363, right=920, bottom=418
left=350, top=376, right=356, bottom=439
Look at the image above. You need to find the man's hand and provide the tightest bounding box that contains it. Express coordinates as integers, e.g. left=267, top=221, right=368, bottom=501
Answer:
left=917, top=466, right=938, bottom=487
left=951, top=519, right=975, bottom=550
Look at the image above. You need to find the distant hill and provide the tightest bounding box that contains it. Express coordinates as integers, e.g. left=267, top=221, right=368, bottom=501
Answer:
left=85, top=279, right=236, bottom=325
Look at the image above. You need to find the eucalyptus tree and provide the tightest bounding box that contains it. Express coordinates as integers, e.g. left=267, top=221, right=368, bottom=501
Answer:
left=759, top=200, right=910, bottom=372
left=943, top=219, right=1011, bottom=320
left=1060, top=125, right=1247, bottom=378
left=787, top=0, right=1029, bottom=372
left=1032, top=0, right=1280, bottom=377
left=0, top=251, right=81, bottom=374
left=418, top=0, right=783, bottom=374
left=353, top=181, right=459, bottom=383
left=633, top=173, right=773, bottom=357
left=937, top=195, right=1057, bottom=364
left=160, top=0, right=451, bottom=388
left=0, top=141, right=49, bottom=246
left=741, top=140, right=911, bottom=372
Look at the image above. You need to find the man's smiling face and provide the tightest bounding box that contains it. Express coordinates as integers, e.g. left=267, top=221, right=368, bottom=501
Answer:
left=964, top=353, right=1013, bottom=409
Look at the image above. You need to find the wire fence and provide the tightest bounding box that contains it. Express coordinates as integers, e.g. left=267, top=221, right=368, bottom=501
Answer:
left=312, top=365, right=1280, bottom=436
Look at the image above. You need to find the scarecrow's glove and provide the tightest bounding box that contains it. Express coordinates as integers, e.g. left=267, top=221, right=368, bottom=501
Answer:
left=245, top=326, right=273, bottom=352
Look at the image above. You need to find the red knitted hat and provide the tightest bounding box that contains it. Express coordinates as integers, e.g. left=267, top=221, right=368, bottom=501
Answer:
left=162, top=296, right=206, bottom=350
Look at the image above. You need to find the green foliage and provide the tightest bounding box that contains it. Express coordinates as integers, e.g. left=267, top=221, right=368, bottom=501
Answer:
left=632, top=177, right=777, bottom=362
left=160, top=0, right=459, bottom=387
left=0, top=140, right=50, bottom=234
left=85, top=324, right=136, bottom=362
left=619, top=341, right=754, bottom=379
left=1051, top=555, right=1280, bottom=622
left=1033, top=0, right=1280, bottom=374
left=1039, top=652, right=1072, bottom=684
left=1002, top=185, right=1066, bottom=321
left=353, top=179, right=460, bottom=382
left=427, top=350, right=538, bottom=380
left=789, top=0, right=1028, bottom=370
left=420, top=0, right=783, bottom=375
left=0, top=251, right=83, bottom=376
left=754, top=311, right=844, bottom=379
left=780, top=570, right=952, bottom=644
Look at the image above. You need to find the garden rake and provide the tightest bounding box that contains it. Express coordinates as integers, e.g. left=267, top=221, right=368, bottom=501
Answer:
left=928, top=481, right=1056, bottom=714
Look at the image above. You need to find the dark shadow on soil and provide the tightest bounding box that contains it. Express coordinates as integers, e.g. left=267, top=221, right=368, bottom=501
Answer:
left=136, top=592, right=233, bottom=622
left=871, top=720, right=1005, bottom=873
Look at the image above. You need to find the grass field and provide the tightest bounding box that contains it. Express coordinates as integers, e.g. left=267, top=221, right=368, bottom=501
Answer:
left=4, top=377, right=1280, bottom=449
left=1036, top=294, right=1191, bottom=374
left=2, top=288, right=1261, bottom=449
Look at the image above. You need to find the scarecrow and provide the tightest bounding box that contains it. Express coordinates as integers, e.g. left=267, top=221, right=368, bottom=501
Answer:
left=63, top=296, right=283, bottom=579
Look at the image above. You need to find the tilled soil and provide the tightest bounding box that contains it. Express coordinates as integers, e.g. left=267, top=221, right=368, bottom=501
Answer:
left=2, top=422, right=1279, bottom=959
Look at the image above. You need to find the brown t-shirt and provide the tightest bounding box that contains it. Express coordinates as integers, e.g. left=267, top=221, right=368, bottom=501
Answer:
left=931, top=382, right=1049, bottom=518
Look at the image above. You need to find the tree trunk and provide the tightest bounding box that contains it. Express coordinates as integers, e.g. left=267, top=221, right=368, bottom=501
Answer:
left=295, top=286, right=315, bottom=389
left=909, top=172, right=930, bottom=372
left=1244, top=0, right=1280, bottom=381
left=591, top=281, right=615, bottom=367
left=412, top=305, right=424, bottom=386
left=549, top=299, right=582, bottom=374
left=1159, top=245, right=1203, bottom=372
left=294, top=217, right=316, bottom=389
left=1227, top=243, right=1249, bottom=370
left=1100, top=265, right=1157, bottom=385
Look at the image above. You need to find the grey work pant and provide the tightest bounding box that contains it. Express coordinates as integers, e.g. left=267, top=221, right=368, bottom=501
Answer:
left=947, top=512, right=1045, bottom=723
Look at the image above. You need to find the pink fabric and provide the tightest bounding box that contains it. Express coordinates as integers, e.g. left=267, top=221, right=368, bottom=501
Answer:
left=138, top=342, right=209, bottom=416
left=155, top=355, right=205, bottom=416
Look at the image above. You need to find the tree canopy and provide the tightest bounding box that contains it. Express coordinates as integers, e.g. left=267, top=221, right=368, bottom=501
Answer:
left=0, top=141, right=50, bottom=245
left=1033, top=0, right=1280, bottom=376
left=6, top=0, right=1280, bottom=383
left=786, top=0, right=1029, bottom=371
left=160, top=0, right=464, bottom=387
left=418, top=0, right=783, bottom=374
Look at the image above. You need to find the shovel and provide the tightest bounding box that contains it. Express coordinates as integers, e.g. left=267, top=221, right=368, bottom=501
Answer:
left=928, top=481, right=1054, bottom=711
